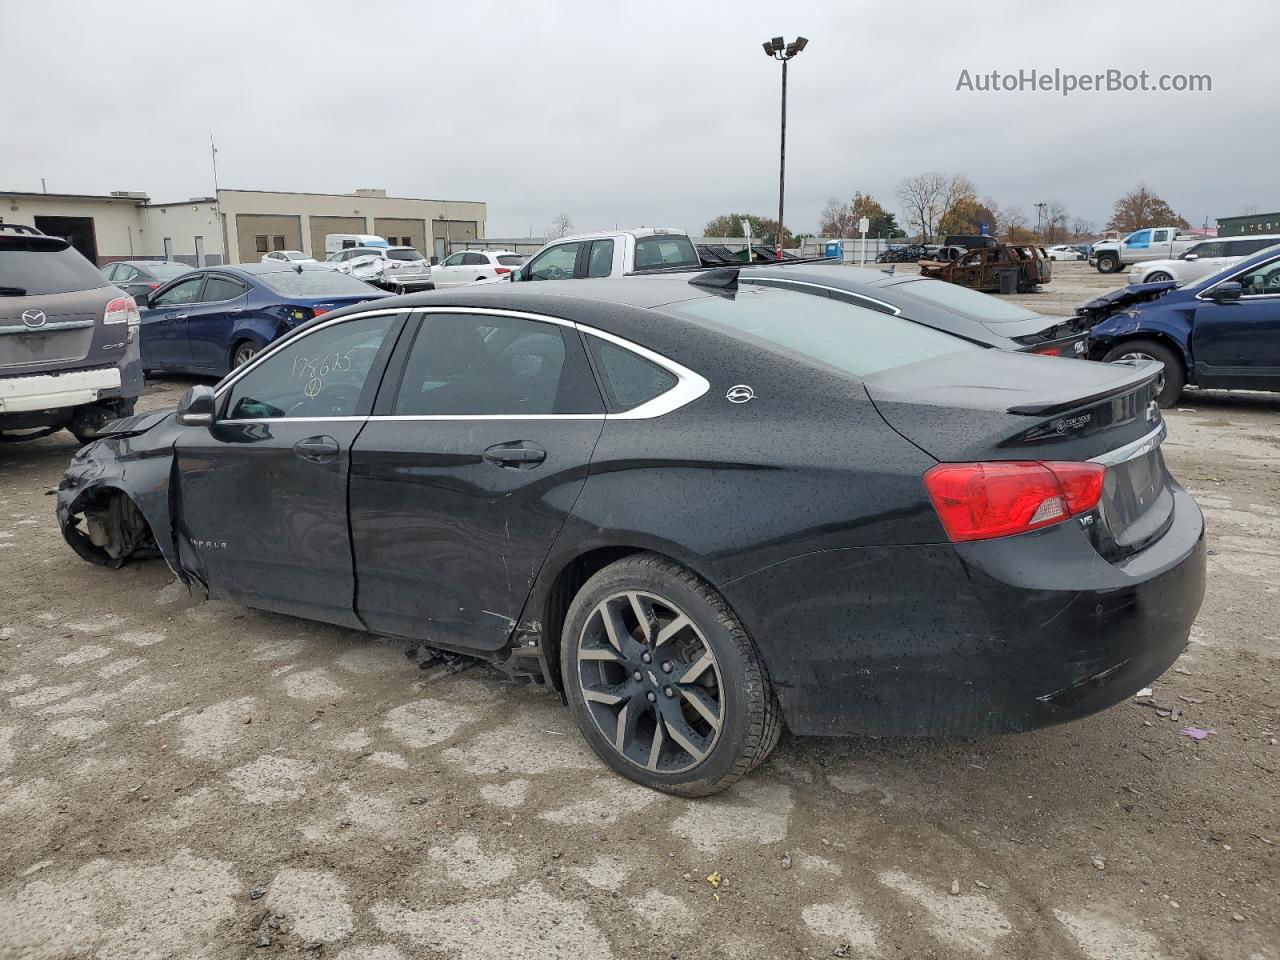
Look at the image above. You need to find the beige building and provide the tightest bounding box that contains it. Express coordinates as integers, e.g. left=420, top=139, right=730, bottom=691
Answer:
left=0, top=187, right=487, bottom=266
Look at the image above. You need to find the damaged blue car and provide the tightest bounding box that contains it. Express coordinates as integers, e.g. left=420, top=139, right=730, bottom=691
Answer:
left=1083, top=244, right=1280, bottom=406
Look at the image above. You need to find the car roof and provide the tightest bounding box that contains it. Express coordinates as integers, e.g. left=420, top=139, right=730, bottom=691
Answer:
left=553, top=227, right=690, bottom=244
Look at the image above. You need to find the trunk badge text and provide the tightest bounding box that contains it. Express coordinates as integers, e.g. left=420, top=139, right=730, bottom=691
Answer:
left=725, top=385, right=755, bottom=404
left=1146, top=401, right=1160, bottom=424
left=21, top=310, right=47, bottom=329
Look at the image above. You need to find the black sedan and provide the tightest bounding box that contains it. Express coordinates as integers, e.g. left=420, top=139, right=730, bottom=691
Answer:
left=58, top=275, right=1205, bottom=795
left=740, top=263, right=1090, bottom=356
left=101, top=260, right=195, bottom=302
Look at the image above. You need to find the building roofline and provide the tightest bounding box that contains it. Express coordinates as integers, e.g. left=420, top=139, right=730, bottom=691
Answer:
left=217, top=187, right=487, bottom=206
left=0, top=190, right=148, bottom=203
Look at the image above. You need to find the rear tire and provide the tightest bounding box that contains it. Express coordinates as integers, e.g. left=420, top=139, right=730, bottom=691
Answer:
left=231, top=340, right=259, bottom=368
left=1096, top=253, right=1121, bottom=273
left=1102, top=339, right=1185, bottom=407
left=69, top=399, right=135, bottom=445
left=560, top=553, right=782, bottom=797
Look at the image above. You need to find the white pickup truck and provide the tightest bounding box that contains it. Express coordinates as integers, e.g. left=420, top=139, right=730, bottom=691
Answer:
left=1090, top=227, right=1202, bottom=274
left=508, top=227, right=701, bottom=283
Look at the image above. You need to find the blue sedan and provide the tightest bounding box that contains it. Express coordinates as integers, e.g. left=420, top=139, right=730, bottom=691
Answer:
left=138, top=262, right=391, bottom=375
left=1085, top=244, right=1280, bottom=406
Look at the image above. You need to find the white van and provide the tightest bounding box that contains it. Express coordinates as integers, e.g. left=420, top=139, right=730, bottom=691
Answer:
left=324, top=234, right=388, bottom=256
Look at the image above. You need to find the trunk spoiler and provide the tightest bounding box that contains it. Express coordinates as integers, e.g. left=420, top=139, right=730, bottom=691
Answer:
left=1006, top=361, right=1162, bottom=416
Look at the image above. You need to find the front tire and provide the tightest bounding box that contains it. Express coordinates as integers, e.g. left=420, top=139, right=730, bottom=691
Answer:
left=1096, top=253, right=1121, bottom=273
left=560, top=554, right=782, bottom=797
left=1144, top=271, right=1173, bottom=283
left=1102, top=339, right=1186, bottom=407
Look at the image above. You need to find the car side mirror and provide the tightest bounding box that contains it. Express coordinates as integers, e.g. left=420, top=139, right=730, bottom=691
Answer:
left=1210, top=281, right=1242, bottom=302
left=509, top=268, right=521, bottom=282
left=1184, top=254, right=1198, bottom=261
left=176, top=384, right=217, bottom=427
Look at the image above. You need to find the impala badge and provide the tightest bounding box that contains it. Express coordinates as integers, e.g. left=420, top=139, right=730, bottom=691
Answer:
left=725, top=384, right=755, bottom=404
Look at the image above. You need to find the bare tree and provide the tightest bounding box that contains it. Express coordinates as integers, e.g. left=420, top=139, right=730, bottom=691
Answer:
left=1042, top=200, right=1070, bottom=243
left=1069, top=216, right=1096, bottom=240
left=546, top=214, right=574, bottom=240
left=819, top=198, right=857, bottom=237
left=937, top=175, right=978, bottom=238
left=896, top=173, right=948, bottom=242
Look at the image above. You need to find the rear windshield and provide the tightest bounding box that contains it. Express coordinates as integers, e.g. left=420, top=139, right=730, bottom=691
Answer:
left=634, top=235, right=699, bottom=271
left=497, top=255, right=524, bottom=266
left=666, top=286, right=974, bottom=378
left=150, top=262, right=194, bottom=279
left=259, top=270, right=381, bottom=297
left=0, top=238, right=109, bottom=296
left=385, top=248, right=425, bottom=261
left=891, top=278, right=1036, bottom=323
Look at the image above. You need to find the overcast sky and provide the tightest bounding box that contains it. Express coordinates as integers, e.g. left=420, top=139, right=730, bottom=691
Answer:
left=2, top=1, right=1272, bottom=238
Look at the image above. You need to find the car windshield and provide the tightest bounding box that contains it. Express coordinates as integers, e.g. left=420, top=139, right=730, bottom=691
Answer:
left=666, top=286, right=976, bottom=378
left=891, top=278, right=1038, bottom=323
left=634, top=234, right=699, bottom=271
left=385, top=249, right=425, bottom=261
left=0, top=238, right=110, bottom=295
left=497, top=254, right=524, bottom=266
left=150, top=262, right=194, bottom=279
left=259, top=270, right=381, bottom=297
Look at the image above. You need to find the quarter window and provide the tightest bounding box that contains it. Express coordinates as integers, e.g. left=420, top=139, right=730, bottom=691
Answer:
left=392, top=313, right=602, bottom=416
left=223, top=313, right=398, bottom=420
left=587, top=338, right=677, bottom=411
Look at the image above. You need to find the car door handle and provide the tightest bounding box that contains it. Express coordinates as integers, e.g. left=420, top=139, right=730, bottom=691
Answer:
left=482, top=441, right=547, bottom=469
left=293, top=435, right=341, bottom=463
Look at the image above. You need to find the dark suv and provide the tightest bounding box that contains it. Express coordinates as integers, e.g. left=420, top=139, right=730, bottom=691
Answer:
left=0, top=225, right=143, bottom=443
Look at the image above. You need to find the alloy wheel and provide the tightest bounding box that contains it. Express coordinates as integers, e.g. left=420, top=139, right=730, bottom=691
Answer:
left=576, top=590, right=724, bottom=774
left=233, top=343, right=258, bottom=367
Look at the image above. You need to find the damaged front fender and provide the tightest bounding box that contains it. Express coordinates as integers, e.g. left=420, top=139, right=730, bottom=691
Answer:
left=57, top=416, right=185, bottom=576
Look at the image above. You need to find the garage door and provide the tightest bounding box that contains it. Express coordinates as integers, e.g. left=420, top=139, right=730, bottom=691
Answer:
left=310, top=216, right=368, bottom=260
left=235, top=214, right=302, bottom=264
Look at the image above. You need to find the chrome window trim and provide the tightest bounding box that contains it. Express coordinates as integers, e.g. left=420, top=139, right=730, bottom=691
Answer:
left=213, top=304, right=708, bottom=423
left=1089, top=422, right=1167, bottom=467
left=740, top=276, right=902, bottom=316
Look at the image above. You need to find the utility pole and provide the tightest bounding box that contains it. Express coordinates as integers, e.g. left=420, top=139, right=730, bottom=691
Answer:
left=763, top=36, right=808, bottom=259
left=1034, top=202, right=1047, bottom=240
left=211, top=134, right=228, bottom=264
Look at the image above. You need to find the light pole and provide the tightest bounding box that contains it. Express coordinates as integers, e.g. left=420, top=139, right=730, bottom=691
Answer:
left=1034, top=201, right=1047, bottom=240
left=762, top=35, right=808, bottom=259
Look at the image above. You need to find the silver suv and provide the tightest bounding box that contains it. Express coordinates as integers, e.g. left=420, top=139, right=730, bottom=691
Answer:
left=0, top=225, right=143, bottom=443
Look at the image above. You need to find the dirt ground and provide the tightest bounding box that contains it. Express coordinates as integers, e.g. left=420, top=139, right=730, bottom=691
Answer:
left=1, top=263, right=1277, bottom=960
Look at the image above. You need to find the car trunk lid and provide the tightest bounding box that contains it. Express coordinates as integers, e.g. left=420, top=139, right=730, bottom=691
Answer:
left=866, top=350, right=1171, bottom=559
left=0, top=288, right=103, bottom=373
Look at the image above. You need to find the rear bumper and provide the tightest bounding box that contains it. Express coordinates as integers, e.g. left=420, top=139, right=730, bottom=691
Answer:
left=723, top=486, right=1205, bottom=737
left=0, top=366, right=122, bottom=414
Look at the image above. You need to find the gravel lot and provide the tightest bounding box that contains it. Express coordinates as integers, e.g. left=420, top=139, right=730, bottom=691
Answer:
left=1, top=263, right=1277, bottom=960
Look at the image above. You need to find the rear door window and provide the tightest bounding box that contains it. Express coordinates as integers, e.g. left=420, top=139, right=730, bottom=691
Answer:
left=0, top=238, right=110, bottom=295
left=391, top=313, right=602, bottom=416
left=203, top=275, right=249, bottom=302
left=587, top=239, right=615, bottom=278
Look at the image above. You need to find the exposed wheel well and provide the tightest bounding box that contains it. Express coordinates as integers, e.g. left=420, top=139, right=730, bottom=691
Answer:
left=64, top=486, right=160, bottom=568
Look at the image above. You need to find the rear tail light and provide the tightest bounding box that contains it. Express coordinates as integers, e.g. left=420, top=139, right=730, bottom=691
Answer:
left=494, top=266, right=512, bottom=275
left=104, top=295, right=140, bottom=326
left=148, top=283, right=161, bottom=290
left=1032, top=345, right=1062, bottom=356
left=923, top=461, right=1105, bottom=542
left=311, top=307, right=330, bottom=318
